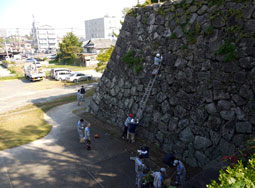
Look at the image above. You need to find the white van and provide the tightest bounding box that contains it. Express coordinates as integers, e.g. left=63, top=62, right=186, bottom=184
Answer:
left=55, top=71, right=72, bottom=81
left=50, top=68, right=71, bottom=79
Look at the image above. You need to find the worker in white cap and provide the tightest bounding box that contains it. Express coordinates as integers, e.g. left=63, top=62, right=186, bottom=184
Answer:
left=173, top=160, right=186, bottom=185
left=154, top=53, right=163, bottom=66
left=151, top=168, right=166, bottom=188
left=152, top=53, right=163, bottom=76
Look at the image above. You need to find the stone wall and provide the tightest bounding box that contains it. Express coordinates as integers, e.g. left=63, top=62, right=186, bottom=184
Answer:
left=89, top=0, right=255, bottom=167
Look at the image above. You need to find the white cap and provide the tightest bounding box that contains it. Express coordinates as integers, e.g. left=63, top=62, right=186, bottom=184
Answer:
left=160, top=168, right=166, bottom=172
left=173, top=160, right=179, bottom=166
left=156, top=53, right=160, bottom=57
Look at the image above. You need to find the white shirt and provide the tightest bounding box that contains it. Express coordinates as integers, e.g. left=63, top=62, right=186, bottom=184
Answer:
left=152, top=171, right=163, bottom=188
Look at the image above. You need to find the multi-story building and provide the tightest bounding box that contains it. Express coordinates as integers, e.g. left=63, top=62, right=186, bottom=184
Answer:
left=0, top=28, right=7, bottom=38
left=84, top=15, right=121, bottom=41
left=32, top=20, right=57, bottom=53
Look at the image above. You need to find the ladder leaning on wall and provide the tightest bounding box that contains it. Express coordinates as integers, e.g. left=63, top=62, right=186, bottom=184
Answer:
left=136, top=62, right=162, bottom=120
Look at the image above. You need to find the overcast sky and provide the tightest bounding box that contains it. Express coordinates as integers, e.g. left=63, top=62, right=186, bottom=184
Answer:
left=0, top=0, right=137, bottom=36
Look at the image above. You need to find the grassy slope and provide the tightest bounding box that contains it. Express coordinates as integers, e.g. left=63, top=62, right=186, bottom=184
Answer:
left=0, top=88, right=95, bottom=150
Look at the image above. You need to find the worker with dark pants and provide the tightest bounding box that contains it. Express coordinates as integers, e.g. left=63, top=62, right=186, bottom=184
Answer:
left=135, top=154, right=145, bottom=188
left=122, top=114, right=133, bottom=139
left=173, top=160, right=186, bottom=185
left=163, top=152, right=176, bottom=167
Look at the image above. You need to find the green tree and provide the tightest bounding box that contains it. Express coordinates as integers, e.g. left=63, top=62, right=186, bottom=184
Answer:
left=0, top=37, right=4, bottom=48
left=58, top=32, right=82, bottom=64
left=122, top=7, right=131, bottom=16
left=95, top=45, right=114, bottom=73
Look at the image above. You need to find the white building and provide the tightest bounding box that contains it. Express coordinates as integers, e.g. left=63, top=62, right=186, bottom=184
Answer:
left=84, top=15, right=121, bottom=41
left=0, top=29, right=7, bottom=38
left=32, top=20, right=57, bottom=53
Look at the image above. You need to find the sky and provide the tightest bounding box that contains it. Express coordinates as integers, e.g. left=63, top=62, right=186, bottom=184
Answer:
left=0, top=0, right=137, bottom=37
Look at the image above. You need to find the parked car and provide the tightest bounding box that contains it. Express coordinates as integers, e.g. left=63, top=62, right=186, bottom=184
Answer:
left=33, top=61, right=41, bottom=68
left=65, top=72, right=93, bottom=83
left=47, top=54, right=57, bottom=59
left=55, top=71, right=72, bottom=81
left=50, top=68, right=71, bottom=79
left=26, top=58, right=36, bottom=62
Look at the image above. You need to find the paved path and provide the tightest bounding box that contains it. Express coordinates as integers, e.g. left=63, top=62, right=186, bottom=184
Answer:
left=0, top=101, right=135, bottom=188
left=0, top=79, right=97, bottom=113
left=0, top=64, right=13, bottom=77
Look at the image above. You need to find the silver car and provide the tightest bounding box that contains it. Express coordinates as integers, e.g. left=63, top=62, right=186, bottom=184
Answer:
left=65, top=72, right=93, bottom=83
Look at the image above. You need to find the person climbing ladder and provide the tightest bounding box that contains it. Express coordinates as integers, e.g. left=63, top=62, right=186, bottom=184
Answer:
left=152, top=53, right=163, bottom=76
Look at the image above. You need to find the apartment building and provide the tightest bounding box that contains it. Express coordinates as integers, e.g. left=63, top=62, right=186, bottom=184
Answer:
left=84, top=15, right=121, bottom=41
left=32, top=21, right=57, bottom=53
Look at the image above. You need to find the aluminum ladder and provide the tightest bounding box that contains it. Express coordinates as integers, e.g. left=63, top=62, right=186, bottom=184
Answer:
left=136, top=63, right=162, bottom=120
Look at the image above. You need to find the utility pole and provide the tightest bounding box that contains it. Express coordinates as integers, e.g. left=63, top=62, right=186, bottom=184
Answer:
left=16, top=28, right=20, bottom=52
left=4, top=41, right=9, bottom=59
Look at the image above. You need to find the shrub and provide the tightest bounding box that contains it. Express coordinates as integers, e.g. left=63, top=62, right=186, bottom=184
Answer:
left=170, top=32, right=177, bottom=39
left=207, top=154, right=255, bottom=188
left=95, top=45, right=114, bottom=73
left=218, top=41, right=237, bottom=62
left=3, top=60, right=9, bottom=64
left=121, top=50, right=144, bottom=73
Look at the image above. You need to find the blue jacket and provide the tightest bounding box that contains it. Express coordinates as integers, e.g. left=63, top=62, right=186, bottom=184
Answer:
left=128, top=120, right=138, bottom=133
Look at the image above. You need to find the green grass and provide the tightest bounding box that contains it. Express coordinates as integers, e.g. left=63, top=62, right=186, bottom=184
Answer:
left=0, top=75, right=24, bottom=81
left=0, top=65, right=25, bottom=81
left=0, top=88, right=95, bottom=150
left=48, top=60, right=96, bottom=71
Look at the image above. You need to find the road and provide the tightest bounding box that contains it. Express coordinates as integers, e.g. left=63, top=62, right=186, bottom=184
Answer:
left=0, top=76, right=98, bottom=114
left=0, top=102, right=135, bottom=188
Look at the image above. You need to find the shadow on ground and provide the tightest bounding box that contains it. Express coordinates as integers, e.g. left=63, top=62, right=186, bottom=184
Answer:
left=0, top=97, right=135, bottom=188
left=0, top=90, right=219, bottom=188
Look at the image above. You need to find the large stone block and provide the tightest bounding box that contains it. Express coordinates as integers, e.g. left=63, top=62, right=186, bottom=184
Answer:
left=179, top=127, right=194, bottom=143
left=239, top=57, right=254, bottom=69
left=157, top=92, right=168, bottom=103
left=221, top=120, right=235, bottom=141
left=148, top=13, right=156, bottom=25
left=197, top=5, right=208, bottom=15
left=205, top=103, right=217, bottom=115
left=89, top=100, right=99, bottom=114
left=168, top=117, right=178, bottom=132
left=217, top=100, right=233, bottom=111
left=213, top=90, right=230, bottom=100
left=220, top=110, right=235, bottom=121
left=210, top=130, right=221, bottom=145
left=161, top=100, right=170, bottom=114
left=195, top=151, right=207, bottom=166
left=189, top=13, right=198, bottom=24
left=194, top=136, right=212, bottom=150
left=219, top=139, right=235, bottom=155
left=236, top=122, right=252, bottom=133
left=232, top=94, right=247, bottom=106
left=244, top=20, right=255, bottom=32
left=211, top=17, right=225, bottom=28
